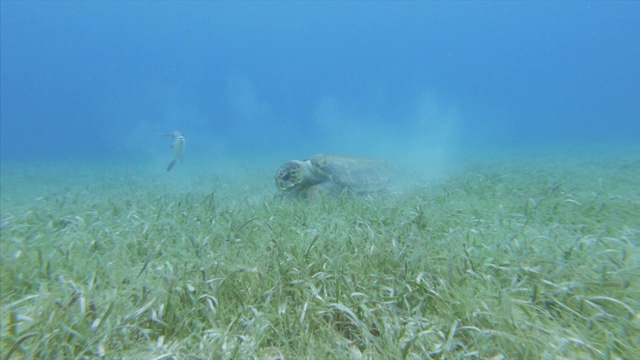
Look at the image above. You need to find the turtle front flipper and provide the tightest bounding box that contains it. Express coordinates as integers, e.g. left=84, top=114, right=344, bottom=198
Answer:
left=305, top=182, right=341, bottom=200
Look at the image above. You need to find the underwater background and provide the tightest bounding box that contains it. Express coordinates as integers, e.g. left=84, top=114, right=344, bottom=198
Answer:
left=2, top=1, right=639, bottom=166
left=1, top=2, right=640, bottom=359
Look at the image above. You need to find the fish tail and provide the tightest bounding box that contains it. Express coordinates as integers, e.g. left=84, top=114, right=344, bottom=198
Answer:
left=167, top=159, right=177, bottom=172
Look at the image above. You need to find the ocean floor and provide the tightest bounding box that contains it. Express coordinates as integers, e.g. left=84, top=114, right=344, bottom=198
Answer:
left=1, top=146, right=639, bottom=359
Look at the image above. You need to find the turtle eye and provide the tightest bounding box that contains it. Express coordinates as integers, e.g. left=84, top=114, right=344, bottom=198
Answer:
left=282, top=174, right=291, bottom=181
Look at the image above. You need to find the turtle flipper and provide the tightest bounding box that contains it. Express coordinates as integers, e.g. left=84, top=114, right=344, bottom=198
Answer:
left=305, top=182, right=340, bottom=200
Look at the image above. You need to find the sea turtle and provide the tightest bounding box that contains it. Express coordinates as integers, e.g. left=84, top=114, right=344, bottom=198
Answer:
left=274, top=154, right=390, bottom=198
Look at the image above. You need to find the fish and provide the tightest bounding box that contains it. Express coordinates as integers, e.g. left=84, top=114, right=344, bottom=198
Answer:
left=167, top=131, right=185, bottom=172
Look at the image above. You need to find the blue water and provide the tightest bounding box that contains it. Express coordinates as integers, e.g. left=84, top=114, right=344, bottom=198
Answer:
left=1, top=1, right=639, bottom=163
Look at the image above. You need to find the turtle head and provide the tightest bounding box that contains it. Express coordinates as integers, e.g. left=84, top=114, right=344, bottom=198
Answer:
left=274, top=160, right=314, bottom=191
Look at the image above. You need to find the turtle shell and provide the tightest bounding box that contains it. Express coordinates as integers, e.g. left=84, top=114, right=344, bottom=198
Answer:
left=307, top=154, right=390, bottom=194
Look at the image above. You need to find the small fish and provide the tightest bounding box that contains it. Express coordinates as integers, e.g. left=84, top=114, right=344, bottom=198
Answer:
left=167, top=131, right=185, bottom=172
